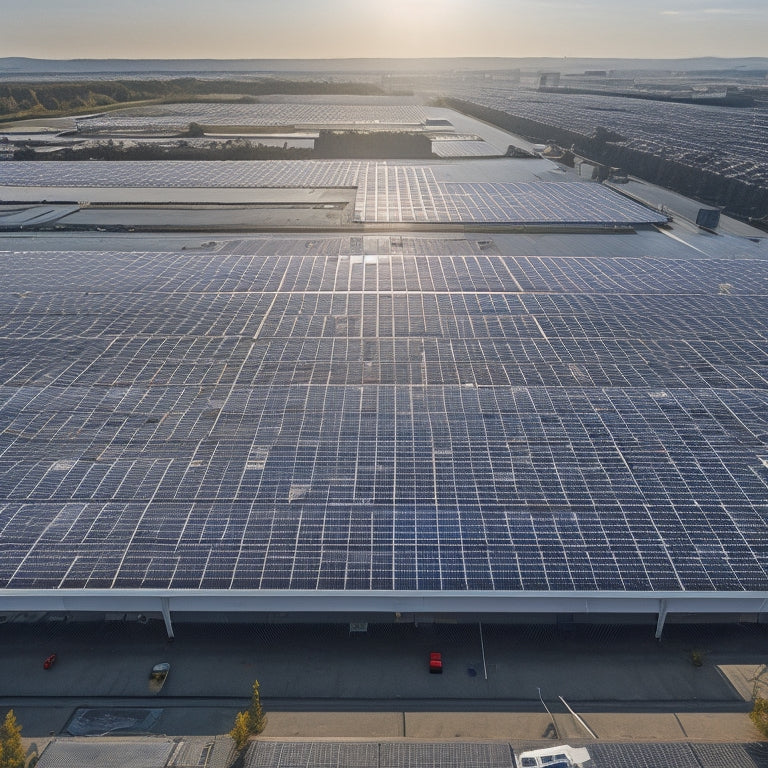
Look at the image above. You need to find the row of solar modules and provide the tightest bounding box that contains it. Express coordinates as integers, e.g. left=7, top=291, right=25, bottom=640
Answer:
left=76, top=103, right=430, bottom=133
left=1, top=506, right=764, bottom=591
left=353, top=168, right=667, bottom=224
left=1, top=241, right=766, bottom=593
left=2, top=333, right=766, bottom=389
left=217, top=232, right=760, bottom=260
left=3, top=390, right=765, bottom=500
left=431, top=140, right=502, bottom=158
left=0, top=160, right=365, bottom=188
left=450, top=82, right=768, bottom=188
left=245, top=740, right=768, bottom=768
left=1, top=382, right=766, bottom=589
left=0, top=161, right=666, bottom=225
left=2, top=249, right=762, bottom=298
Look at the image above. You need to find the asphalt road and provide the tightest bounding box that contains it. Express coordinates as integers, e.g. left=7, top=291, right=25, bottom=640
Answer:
left=0, top=619, right=765, bottom=736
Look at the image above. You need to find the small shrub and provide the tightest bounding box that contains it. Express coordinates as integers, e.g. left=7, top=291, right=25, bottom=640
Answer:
left=247, top=680, right=267, bottom=735
left=751, top=697, right=768, bottom=738
left=0, top=709, right=25, bottom=768
left=229, top=679, right=267, bottom=754
left=229, top=710, right=251, bottom=752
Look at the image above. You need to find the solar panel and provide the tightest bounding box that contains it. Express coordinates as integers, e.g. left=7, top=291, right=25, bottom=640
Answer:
left=1, top=161, right=667, bottom=226
left=445, top=81, right=768, bottom=191
left=0, top=160, right=364, bottom=189
left=76, top=103, right=429, bottom=134
left=354, top=171, right=668, bottom=224
left=241, top=740, right=768, bottom=768
left=0, top=237, right=767, bottom=593
left=431, top=140, right=502, bottom=158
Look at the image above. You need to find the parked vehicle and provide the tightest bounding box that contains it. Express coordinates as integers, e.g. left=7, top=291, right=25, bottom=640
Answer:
left=149, top=662, right=170, bottom=693
left=516, top=745, right=591, bottom=767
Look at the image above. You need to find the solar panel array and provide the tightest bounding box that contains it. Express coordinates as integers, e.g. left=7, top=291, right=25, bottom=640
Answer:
left=1, top=161, right=667, bottom=225
left=431, top=140, right=502, bottom=158
left=588, top=742, right=768, bottom=768
left=34, top=739, right=768, bottom=768
left=76, top=103, right=429, bottom=133
left=0, top=235, right=767, bottom=592
left=35, top=739, right=175, bottom=768
left=352, top=167, right=667, bottom=224
left=246, top=742, right=516, bottom=768
left=446, top=81, right=768, bottom=189
left=0, top=159, right=364, bottom=189
left=247, top=743, right=381, bottom=768
left=445, top=181, right=665, bottom=225
left=243, top=741, right=768, bottom=768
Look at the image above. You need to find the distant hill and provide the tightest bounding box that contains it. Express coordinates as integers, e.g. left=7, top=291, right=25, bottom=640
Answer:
left=2, top=56, right=768, bottom=76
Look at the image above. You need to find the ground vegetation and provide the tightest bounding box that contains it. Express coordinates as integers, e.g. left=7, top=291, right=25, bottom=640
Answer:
left=0, top=79, right=385, bottom=122
left=0, top=710, right=24, bottom=768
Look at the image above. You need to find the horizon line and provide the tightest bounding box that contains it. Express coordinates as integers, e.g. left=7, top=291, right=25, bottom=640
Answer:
left=4, top=54, right=768, bottom=63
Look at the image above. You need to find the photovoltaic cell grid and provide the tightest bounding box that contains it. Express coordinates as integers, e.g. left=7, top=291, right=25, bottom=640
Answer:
left=246, top=742, right=516, bottom=768
left=431, top=140, right=502, bottom=158
left=0, top=161, right=667, bottom=226
left=448, top=82, right=768, bottom=188
left=34, top=740, right=175, bottom=768
left=246, top=743, right=380, bottom=768
left=442, top=182, right=668, bottom=225
left=0, top=160, right=364, bottom=189
left=353, top=168, right=668, bottom=225
left=0, top=238, right=767, bottom=592
left=241, top=740, right=768, bottom=768
left=76, top=103, right=430, bottom=133
left=587, top=742, right=768, bottom=768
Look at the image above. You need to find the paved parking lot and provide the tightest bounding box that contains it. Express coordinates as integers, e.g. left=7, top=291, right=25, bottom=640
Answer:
left=0, top=619, right=766, bottom=738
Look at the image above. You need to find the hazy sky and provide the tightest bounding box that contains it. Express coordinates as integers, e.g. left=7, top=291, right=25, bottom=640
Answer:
left=2, top=0, right=767, bottom=59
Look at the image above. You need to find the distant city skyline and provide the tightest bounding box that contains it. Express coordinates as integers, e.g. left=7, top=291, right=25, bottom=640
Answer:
left=3, top=0, right=767, bottom=60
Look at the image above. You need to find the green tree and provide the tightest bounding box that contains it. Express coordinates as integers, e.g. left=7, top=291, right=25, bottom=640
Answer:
left=246, top=680, right=267, bottom=735
left=0, top=709, right=25, bottom=768
left=229, top=711, right=251, bottom=752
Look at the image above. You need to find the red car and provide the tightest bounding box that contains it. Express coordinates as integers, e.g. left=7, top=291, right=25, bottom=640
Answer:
left=429, top=652, right=443, bottom=674
left=43, top=653, right=57, bottom=670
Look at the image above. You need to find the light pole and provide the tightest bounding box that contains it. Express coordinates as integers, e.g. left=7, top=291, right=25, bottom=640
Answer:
left=537, top=686, right=559, bottom=739
left=478, top=621, right=488, bottom=680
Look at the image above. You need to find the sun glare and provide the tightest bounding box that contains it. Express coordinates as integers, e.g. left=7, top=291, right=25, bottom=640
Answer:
left=360, top=0, right=471, bottom=56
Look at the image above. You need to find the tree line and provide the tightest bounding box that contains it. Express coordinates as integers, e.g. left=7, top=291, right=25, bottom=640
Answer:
left=13, top=140, right=314, bottom=162
left=0, top=79, right=386, bottom=121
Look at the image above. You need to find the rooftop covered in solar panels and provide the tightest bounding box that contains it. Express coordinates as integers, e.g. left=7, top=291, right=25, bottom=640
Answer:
left=0, top=228, right=767, bottom=629
left=74, top=102, right=434, bottom=133
left=0, top=94, right=766, bottom=632
left=0, top=160, right=668, bottom=227
left=0, top=100, right=670, bottom=229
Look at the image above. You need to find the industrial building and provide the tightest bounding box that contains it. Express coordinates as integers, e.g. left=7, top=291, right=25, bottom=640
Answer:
left=0, top=100, right=766, bottom=639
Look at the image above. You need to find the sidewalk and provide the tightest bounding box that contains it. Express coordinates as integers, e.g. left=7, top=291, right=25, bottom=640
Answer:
left=254, top=710, right=763, bottom=742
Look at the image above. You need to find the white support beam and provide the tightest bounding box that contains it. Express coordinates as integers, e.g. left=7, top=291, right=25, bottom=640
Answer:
left=655, top=599, right=668, bottom=639
left=2, top=589, right=768, bottom=623
left=161, top=597, right=174, bottom=640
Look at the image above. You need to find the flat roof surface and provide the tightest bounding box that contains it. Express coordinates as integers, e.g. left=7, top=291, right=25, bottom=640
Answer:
left=244, top=742, right=768, bottom=768
left=75, top=103, right=431, bottom=133
left=36, top=738, right=175, bottom=768
left=447, top=84, right=768, bottom=190
left=0, top=161, right=667, bottom=226
left=1, top=233, right=767, bottom=594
